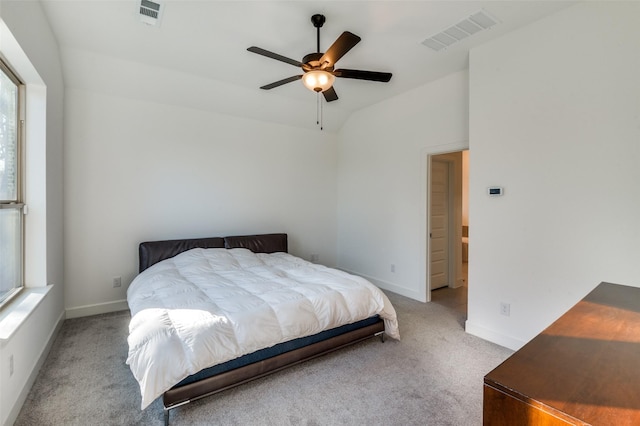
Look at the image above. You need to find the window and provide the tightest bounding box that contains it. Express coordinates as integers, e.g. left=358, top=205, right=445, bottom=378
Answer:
left=0, top=58, right=23, bottom=306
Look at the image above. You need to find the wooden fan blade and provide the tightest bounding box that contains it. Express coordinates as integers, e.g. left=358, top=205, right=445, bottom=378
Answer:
left=319, top=32, right=361, bottom=67
left=323, top=86, right=339, bottom=102
left=260, top=75, right=303, bottom=90
left=247, top=46, right=303, bottom=67
left=334, top=69, right=392, bottom=82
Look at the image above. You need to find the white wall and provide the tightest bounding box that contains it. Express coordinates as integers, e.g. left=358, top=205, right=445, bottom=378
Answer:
left=0, top=1, right=65, bottom=425
left=337, top=70, right=468, bottom=302
left=64, top=88, right=339, bottom=314
left=466, top=1, right=640, bottom=350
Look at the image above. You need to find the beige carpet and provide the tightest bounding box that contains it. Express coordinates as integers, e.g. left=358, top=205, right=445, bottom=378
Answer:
left=15, top=292, right=511, bottom=425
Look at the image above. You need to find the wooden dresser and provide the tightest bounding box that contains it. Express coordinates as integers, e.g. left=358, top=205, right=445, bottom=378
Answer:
left=483, top=282, right=640, bottom=425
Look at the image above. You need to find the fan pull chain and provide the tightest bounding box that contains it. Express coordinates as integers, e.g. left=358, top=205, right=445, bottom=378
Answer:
left=315, top=92, right=324, bottom=131
left=320, top=95, right=324, bottom=131
left=314, top=93, right=325, bottom=131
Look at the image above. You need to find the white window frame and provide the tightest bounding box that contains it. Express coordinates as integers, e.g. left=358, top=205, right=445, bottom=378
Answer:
left=0, top=57, right=25, bottom=308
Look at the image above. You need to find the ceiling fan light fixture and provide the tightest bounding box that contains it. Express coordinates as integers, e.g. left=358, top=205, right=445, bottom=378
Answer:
left=302, top=70, right=335, bottom=93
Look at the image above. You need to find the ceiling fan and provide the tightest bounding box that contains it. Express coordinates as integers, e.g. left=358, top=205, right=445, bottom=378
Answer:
left=247, top=14, right=392, bottom=103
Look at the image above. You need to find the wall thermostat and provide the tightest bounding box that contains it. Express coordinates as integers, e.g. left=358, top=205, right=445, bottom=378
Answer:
left=487, top=187, right=503, bottom=196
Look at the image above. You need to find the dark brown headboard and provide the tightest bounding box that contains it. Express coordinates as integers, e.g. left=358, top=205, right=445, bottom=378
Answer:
left=139, top=233, right=288, bottom=272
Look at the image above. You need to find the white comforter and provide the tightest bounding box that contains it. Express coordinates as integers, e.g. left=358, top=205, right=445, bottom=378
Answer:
left=126, top=248, right=399, bottom=409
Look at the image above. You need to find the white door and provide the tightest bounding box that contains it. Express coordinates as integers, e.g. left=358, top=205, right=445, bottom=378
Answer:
left=430, top=160, right=450, bottom=290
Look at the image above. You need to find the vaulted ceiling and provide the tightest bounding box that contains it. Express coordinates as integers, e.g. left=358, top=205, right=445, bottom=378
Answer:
left=41, top=1, right=575, bottom=132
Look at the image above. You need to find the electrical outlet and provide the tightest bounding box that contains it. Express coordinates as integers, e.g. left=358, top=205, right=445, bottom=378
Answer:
left=112, top=276, right=122, bottom=288
left=391, top=264, right=396, bottom=273
left=310, top=254, right=319, bottom=262
left=9, top=354, right=14, bottom=377
left=500, top=302, right=510, bottom=317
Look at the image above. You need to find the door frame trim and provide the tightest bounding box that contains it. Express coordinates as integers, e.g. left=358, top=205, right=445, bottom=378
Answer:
left=421, top=141, right=468, bottom=302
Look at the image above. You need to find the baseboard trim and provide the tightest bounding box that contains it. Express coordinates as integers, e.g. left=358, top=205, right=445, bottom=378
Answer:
left=465, top=320, right=525, bottom=351
left=452, top=278, right=466, bottom=289
left=65, top=300, right=128, bottom=319
left=338, top=268, right=424, bottom=302
left=5, top=309, right=65, bottom=426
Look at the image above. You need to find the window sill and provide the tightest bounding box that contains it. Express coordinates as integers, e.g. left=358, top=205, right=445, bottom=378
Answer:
left=0, top=285, right=53, bottom=341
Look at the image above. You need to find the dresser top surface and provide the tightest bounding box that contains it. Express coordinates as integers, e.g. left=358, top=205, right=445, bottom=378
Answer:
left=485, top=282, right=640, bottom=424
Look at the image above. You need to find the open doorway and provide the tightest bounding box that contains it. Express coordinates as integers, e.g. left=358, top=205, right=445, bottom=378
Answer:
left=428, top=150, right=468, bottom=318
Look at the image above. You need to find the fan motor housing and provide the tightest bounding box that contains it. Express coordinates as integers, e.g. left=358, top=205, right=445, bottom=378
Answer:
left=303, top=52, right=322, bottom=63
left=302, top=52, right=333, bottom=72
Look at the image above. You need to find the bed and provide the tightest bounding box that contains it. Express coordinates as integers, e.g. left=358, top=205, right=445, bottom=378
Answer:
left=126, top=233, right=399, bottom=425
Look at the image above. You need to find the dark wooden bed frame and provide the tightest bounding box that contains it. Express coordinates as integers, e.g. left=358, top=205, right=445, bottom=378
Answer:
left=137, top=233, right=385, bottom=425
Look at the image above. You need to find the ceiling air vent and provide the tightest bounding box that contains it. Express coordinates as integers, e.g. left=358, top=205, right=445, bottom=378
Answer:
left=137, top=0, right=164, bottom=26
left=422, top=9, right=499, bottom=52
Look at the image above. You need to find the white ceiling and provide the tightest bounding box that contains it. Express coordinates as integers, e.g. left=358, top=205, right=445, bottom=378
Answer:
left=40, top=0, right=575, bottom=132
